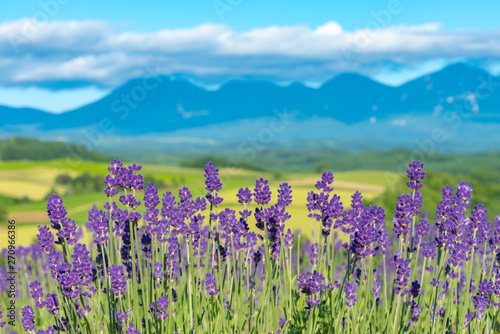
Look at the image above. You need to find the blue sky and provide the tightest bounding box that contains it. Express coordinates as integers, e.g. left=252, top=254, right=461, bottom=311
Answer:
left=0, top=0, right=499, bottom=112
left=2, top=0, right=499, bottom=31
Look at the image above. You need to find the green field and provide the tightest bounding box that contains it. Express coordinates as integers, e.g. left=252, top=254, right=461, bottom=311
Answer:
left=0, top=159, right=398, bottom=245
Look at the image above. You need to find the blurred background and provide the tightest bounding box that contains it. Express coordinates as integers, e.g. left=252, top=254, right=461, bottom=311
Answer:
left=1, top=0, right=500, bottom=244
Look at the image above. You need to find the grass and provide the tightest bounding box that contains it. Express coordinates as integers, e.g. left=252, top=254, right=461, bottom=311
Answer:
left=0, top=159, right=394, bottom=246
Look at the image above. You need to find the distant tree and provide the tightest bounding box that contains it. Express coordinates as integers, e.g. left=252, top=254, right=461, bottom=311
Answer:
left=315, top=160, right=328, bottom=173
left=0, top=202, right=7, bottom=221
left=56, top=173, right=72, bottom=185
left=180, top=155, right=267, bottom=172
left=143, top=175, right=166, bottom=188
left=0, top=137, right=111, bottom=161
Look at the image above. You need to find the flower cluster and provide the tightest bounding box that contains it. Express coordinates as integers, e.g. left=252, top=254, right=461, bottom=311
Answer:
left=150, top=295, right=170, bottom=320
left=47, top=194, right=77, bottom=245
left=392, top=161, right=426, bottom=242
left=344, top=282, right=357, bottom=307
left=110, top=264, right=127, bottom=296
left=297, top=271, right=325, bottom=295
left=306, top=171, right=345, bottom=240
left=204, top=162, right=223, bottom=206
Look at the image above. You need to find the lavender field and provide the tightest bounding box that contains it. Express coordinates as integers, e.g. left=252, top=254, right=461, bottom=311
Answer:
left=1, top=159, right=499, bottom=333
left=2, top=0, right=500, bottom=332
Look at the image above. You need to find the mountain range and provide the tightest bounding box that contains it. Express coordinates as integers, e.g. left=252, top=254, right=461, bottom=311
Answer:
left=1, top=62, right=500, bottom=153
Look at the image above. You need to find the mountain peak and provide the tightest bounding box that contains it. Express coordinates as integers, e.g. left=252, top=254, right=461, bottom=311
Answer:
left=434, top=62, right=490, bottom=78
left=321, top=72, right=387, bottom=89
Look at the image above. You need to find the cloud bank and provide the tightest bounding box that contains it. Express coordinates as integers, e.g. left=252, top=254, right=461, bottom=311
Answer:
left=0, top=19, right=499, bottom=88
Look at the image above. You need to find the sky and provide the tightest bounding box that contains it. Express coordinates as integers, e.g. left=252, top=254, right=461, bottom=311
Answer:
left=0, top=0, right=499, bottom=112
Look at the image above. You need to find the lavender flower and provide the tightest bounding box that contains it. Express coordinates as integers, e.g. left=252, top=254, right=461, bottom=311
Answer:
left=341, top=192, right=364, bottom=235
left=172, top=288, right=178, bottom=302
left=193, top=196, right=207, bottom=212
left=141, top=233, right=152, bottom=259
left=393, top=252, right=411, bottom=295
left=213, top=244, right=227, bottom=270
left=310, top=243, right=319, bottom=266
left=119, top=193, right=141, bottom=209
left=154, top=262, right=163, bottom=287
left=0, top=305, right=6, bottom=329
left=306, top=295, right=321, bottom=308
left=29, top=281, right=44, bottom=308
left=315, top=171, right=334, bottom=193
left=297, top=271, right=325, bottom=295
left=36, top=225, right=53, bottom=253
left=284, top=229, right=294, bottom=248
left=45, top=293, right=59, bottom=315
left=473, top=279, right=493, bottom=319
left=116, top=163, right=143, bottom=190
left=464, top=312, right=474, bottom=329
left=105, top=159, right=122, bottom=195
left=162, top=191, right=176, bottom=218
left=277, top=182, right=292, bottom=207
left=127, top=323, right=141, bottom=334
left=254, top=178, right=272, bottom=205
left=253, top=250, right=262, bottom=266
left=415, top=218, right=430, bottom=242
left=373, top=279, right=382, bottom=299
left=88, top=206, right=109, bottom=245
left=21, top=305, right=35, bottom=332
left=470, top=204, right=488, bottom=229
left=157, top=296, right=169, bottom=311
left=237, top=187, right=253, bottom=205
left=75, top=299, right=91, bottom=317
left=116, top=308, right=131, bottom=326
left=46, top=194, right=67, bottom=229
left=406, top=160, right=425, bottom=190
left=392, top=194, right=414, bottom=240
left=47, top=194, right=77, bottom=245
left=151, top=296, right=170, bottom=320
left=351, top=191, right=364, bottom=213
left=377, top=230, right=392, bottom=255
left=204, top=162, right=223, bottom=192
left=203, top=163, right=224, bottom=207
left=110, top=265, right=127, bottom=296
left=411, top=303, right=421, bottom=322
left=266, top=205, right=289, bottom=260
left=205, top=273, right=219, bottom=296
left=422, top=241, right=436, bottom=262
left=344, top=282, right=357, bottom=307
left=410, top=280, right=421, bottom=299
left=254, top=208, right=268, bottom=230
left=72, top=243, right=94, bottom=286
left=218, top=208, right=238, bottom=235
left=456, top=181, right=472, bottom=205
left=205, top=192, right=224, bottom=207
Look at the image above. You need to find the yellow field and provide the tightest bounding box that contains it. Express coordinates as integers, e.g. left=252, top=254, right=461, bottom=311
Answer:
left=0, top=179, right=66, bottom=201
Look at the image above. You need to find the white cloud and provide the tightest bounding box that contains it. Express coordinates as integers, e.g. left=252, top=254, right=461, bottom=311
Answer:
left=0, top=19, right=112, bottom=53
left=0, top=19, right=499, bottom=88
left=371, top=58, right=450, bottom=86
left=315, top=22, right=343, bottom=36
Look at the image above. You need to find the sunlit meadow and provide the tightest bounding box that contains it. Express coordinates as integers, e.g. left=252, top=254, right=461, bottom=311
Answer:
left=1, top=159, right=499, bottom=333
